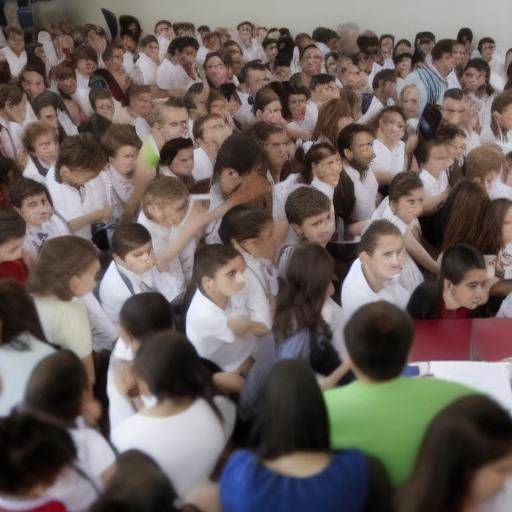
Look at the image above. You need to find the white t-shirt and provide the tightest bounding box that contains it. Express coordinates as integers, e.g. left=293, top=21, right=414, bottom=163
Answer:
left=341, top=258, right=411, bottom=320
left=156, top=58, right=197, bottom=91
left=0, top=45, right=27, bottom=77
left=192, top=146, right=214, bottom=181
left=233, top=91, right=256, bottom=131
left=419, top=168, right=449, bottom=197
left=0, top=334, right=55, bottom=416
left=371, top=139, right=406, bottom=178
left=111, top=396, right=236, bottom=498
left=344, top=163, right=379, bottom=221
left=130, top=53, right=158, bottom=85
left=186, top=288, right=256, bottom=372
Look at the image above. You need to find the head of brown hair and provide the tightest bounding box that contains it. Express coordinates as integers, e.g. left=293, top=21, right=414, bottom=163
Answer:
left=56, top=133, right=107, bottom=175
left=312, top=98, right=353, bottom=146
left=21, top=121, right=57, bottom=153
left=101, top=123, right=141, bottom=157
left=141, top=176, right=189, bottom=219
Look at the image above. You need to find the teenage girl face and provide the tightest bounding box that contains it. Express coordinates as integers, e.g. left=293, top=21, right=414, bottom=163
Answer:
left=363, top=234, right=405, bottom=279
left=95, top=98, right=114, bottom=121
left=445, top=267, right=488, bottom=309
left=312, top=153, right=342, bottom=187
left=390, top=188, right=425, bottom=225
left=467, top=453, right=512, bottom=505
left=314, top=82, right=339, bottom=103
left=300, top=47, right=323, bottom=77
left=107, top=48, right=124, bottom=72
left=502, top=206, right=512, bottom=246
left=258, top=100, right=283, bottom=124
left=480, top=171, right=499, bottom=196
left=5, top=96, right=26, bottom=124
left=120, top=241, right=155, bottom=274
left=209, top=255, right=246, bottom=298
left=462, top=67, right=486, bottom=92
left=69, top=259, right=101, bottom=297
left=242, top=221, right=277, bottom=261
left=495, top=105, right=512, bottom=132
left=379, top=112, right=406, bottom=142
left=33, top=133, right=59, bottom=166
left=288, top=93, right=307, bottom=121
left=111, top=145, right=138, bottom=175
left=325, top=56, right=338, bottom=77
left=17, top=193, right=53, bottom=227
left=296, top=210, right=335, bottom=247
left=453, top=44, right=467, bottom=67
left=170, top=147, right=194, bottom=177
left=263, top=131, right=289, bottom=169
left=205, top=56, right=228, bottom=88
left=395, top=57, right=412, bottom=78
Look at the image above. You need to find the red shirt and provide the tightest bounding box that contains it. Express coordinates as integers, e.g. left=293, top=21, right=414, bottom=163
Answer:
left=440, top=301, right=470, bottom=319
left=0, top=501, right=67, bottom=512
left=0, top=259, right=29, bottom=284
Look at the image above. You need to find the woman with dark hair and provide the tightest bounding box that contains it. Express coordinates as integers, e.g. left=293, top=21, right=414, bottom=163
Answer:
left=0, top=279, right=55, bottom=415
left=221, top=359, right=391, bottom=511
left=397, top=395, right=512, bottom=512
left=203, top=52, right=229, bottom=89
left=111, top=331, right=236, bottom=499
left=407, top=244, right=493, bottom=319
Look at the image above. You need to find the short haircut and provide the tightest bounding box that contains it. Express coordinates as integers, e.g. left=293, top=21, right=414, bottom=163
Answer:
left=154, top=19, right=172, bottom=31
left=372, top=69, right=397, bottom=90
left=112, top=223, right=152, bottom=259
left=444, top=88, right=464, bottom=101
left=345, top=301, right=414, bottom=381
left=478, top=37, right=495, bottom=53
left=146, top=98, right=186, bottom=128
left=140, top=35, right=158, bottom=48
left=285, top=186, right=331, bottom=226
left=0, top=83, right=23, bottom=109
left=491, top=93, right=512, bottom=114
left=10, top=178, right=51, bottom=208
left=102, top=41, right=124, bottom=63
left=56, top=133, right=107, bottom=174
left=337, top=123, right=373, bottom=159
left=21, top=121, right=57, bottom=152
left=415, top=138, right=447, bottom=165
left=237, top=20, right=254, bottom=31
left=457, top=27, right=473, bottom=44
left=72, top=45, right=98, bottom=67
left=389, top=171, right=424, bottom=202
left=192, top=243, right=241, bottom=285
left=218, top=205, right=272, bottom=246
left=299, top=43, right=321, bottom=60
left=20, top=63, right=46, bottom=84
left=101, top=123, right=141, bottom=157
left=192, top=113, right=223, bottom=141
left=239, top=60, right=267, bottom=84
left=141, top=176, right=188, bottom=218
left=126, top=84, right=151, bottom=102
left=358, top=219, right=401, bottom=256
left=159, top=137, right=194, bottom=166
left=431, top=39, right=455, bottom=61
left=50, top=62, right=75, bottom=81
left=436, top=123, right=467, bottom=143
left=309, top=73, right=336, bottom=91
left=312, top=26, right=338, bottom=44
left=393, top=53, right=412, bottom=66
left=262, top=37, right=278, bottom=50
left=0, top=208, right=26, bottom=244
left=89, top=87, right=113, bottom=109
left=465, top=146, right=505, bottom=180
left=251, top=121, right=286, bottom=143
left=213, top=133, right=265, bottom=179
left=168, top=36, right=199, bottom=56
left=5, top=26, right=23, bottom=39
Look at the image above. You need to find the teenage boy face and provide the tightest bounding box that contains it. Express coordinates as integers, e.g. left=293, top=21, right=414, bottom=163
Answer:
left=17, top=193, right=53, bottom=226
left=111, top=145, right=138, bottom=175
left=22, top=71, right=46, bottom=98
left=265, top=43, right=278, bottom=62
left=131, top=92, right=152, bottom=118
left=178, top=46, right=197, bottom=67
left=57, top=75, right=77, bottom=95
left=38, top=105, right=59, bottom=129
left=295, top=209, right=335, bottom=246
left=95, top=98, right=114, bottom=120
left=391, top=188, right=424, bottom=225
left=345, top=132, right=375, bottom=171
left=118, top=242, right=155, bottom=274
left=480, top=42, right=495, bottom=62
left=33, top=133, right=58, bottom=166
left=442, top=97, right=466, bottom=126
left=211, top=255, right=246, bottom=297
left=158, top=107, right=189, bottom=141
left=362, top=234, right=405, bottom=279
left=425, top=145, right=451, bottom=175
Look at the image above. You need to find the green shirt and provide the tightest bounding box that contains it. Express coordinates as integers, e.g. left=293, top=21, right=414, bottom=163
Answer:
left=140, top=134, right=160, bottom=168
left=324, top=376, right=474, bottom=487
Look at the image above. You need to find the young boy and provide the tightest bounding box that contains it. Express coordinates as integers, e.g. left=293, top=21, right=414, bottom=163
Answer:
left=11, top=178, right=69, bottom=263
left=0, top=26, right=27, bottom=78
left=113, top=85, right=152, bottom=140
left=99, top=223, right=179, bottom=323
left=46, top=133, right=112, bottom=239
left=186, top=243, right=268, bottom=373
left=99, top=123, right=141, bottom=223
left=417, top=139, right=452, bottom=214
left=278, top=186, right=335, bottom=274
left=22, top=120, right=59, bottom=184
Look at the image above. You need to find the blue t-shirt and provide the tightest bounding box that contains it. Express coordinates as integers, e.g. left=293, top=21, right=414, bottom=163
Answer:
left=220, top=449, right=369, bottom=512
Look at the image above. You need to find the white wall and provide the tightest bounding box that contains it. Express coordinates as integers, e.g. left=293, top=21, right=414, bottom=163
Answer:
left=65, top=0, right=512, bottom=48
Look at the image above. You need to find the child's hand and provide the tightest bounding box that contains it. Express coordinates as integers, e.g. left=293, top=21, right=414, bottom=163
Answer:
left=113, top=362, right=139, bottom=398
left=227, top=315, right=253, bottom=337
left=230, top=172, right=270, bottom=206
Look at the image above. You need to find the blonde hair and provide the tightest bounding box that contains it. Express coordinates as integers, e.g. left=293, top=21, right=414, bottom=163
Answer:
left=141, top=176, right=189, bottom=219
left=465, top=145, right=504, bottom=182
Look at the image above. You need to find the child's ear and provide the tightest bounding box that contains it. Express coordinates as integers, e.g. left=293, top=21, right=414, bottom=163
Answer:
left=146, top=203, right=159, bottom=220
left=201, top=275, right=213, bottom=292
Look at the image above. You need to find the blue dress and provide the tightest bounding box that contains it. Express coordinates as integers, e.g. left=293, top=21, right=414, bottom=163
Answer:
left=220, top=449, right=369, bottom=512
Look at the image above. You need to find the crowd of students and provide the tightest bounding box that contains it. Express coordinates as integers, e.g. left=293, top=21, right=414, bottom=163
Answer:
left=1, top=11, right=512, bottom=511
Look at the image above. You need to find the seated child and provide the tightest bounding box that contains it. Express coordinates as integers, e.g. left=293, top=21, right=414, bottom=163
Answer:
left=78, top=88, right=114, bottom=138
left=186, top=244, right=269, bottom=374
left=341, top=219, right=411, bottom=320
left=21, top=120, right=59, bottom=184
left=158, top=136, right=195, bottom=184
left=11, top=177, right=69, bottom=264
left=99, top=223, right=181, bottom=323
left=99, top=123, right=141, bottom=223
left=278, top=186, right=335, bottom=274
left=369, top=171, right=438, bottom=292
left=45, top=133, right=112, bottom=239
left=0, top=208, right=28, bottom=283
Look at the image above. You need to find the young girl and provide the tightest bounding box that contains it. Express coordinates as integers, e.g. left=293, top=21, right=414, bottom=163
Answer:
left=311, top=98, right=355, bottom=147
left=111, top=331, right=236, bottom=499
left=221, top=359, right=391, bottom=512
left=283, top=84, right=311, bottom=140
left=397, top=395, right=512, bottom=512
left=253, top=86, right=285, bottom=125
left=158, top=137, right=195, bottom=187
left=341, top=219, right=410, bottom=320
left=408, top=244, right=493, bottom=319
left=0, top=208, right=28, bottom=283
left=370, top=172, right=437, bottom=292
left=30, top=236, right=100, bottom=386
left=0, top=280, right=55, bottom=416
left=480, top=93, right=512, bottom=154
left=107, top=292, right=174, bottom=431
left=371, top=106, right=407, bottom=185
left=24, top=350, right=116, bottom=489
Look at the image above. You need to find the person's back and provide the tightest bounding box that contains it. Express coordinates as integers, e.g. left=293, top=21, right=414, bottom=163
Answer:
left=324, top=301, right=474, bottom=487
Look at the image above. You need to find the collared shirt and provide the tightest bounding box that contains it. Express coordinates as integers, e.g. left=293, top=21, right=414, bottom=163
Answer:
left=343, top=163, right=379, bottom=221
left=0, top=46, right=27, bottom=77
left=371, top=138, right=406, bottom=177
left=419, top=168, right=448, bottom=197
